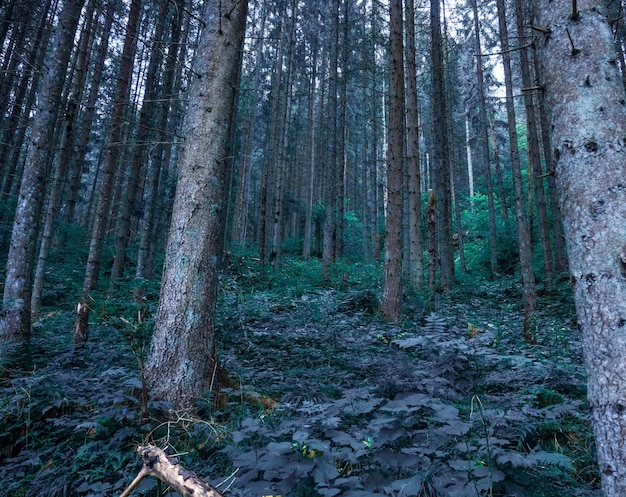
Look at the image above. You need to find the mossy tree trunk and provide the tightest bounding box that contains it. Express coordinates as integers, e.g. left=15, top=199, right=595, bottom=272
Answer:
left=145, top=0, right=248, bottom=411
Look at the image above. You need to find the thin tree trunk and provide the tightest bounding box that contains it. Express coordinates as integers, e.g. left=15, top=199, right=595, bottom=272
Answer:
left=470, top=0, right=498, bottom=277
left=496, top=0, right=536, bottom=340
left=322, top=0, right=340, bottom=284
left=32, top=0, right=99, bottom=315
left=271, top=0, right=297, bottom=269
left=64, top=0, right=114, bottom=225
left=515, top=0, right=554, bottom=286
left=430, top=0, right=454, bottom=290
left=404, top=0, right=423, bottom=290
left=381, top=0, right=403, bottom=320
left=303, top=44, right=318, bottom=260
left=136, top=0, right=185, bottom=280
left=109, top=0, right=169, bottom=290
left=489, top=113, right=509, bottom=219
left=0, top=0, right=84, bottom=344
left=74, top=0, right=142, bottom=345
left=31, top=99, right=78, bottom=317
left=532, top=48, right=568, bottom=273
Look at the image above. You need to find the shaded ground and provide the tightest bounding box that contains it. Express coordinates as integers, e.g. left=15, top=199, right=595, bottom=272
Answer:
left=0, top=259, right=600, bottom=497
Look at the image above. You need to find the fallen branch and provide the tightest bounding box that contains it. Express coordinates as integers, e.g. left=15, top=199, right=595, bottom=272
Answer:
left=119, top=445, right=224, bottom=497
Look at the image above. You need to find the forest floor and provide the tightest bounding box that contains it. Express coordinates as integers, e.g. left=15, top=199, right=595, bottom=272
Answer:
left=0, top=257, right=602, bottom=497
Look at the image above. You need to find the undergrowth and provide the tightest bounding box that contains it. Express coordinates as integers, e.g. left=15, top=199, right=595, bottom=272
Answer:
left=0, top=257, right=600, bottom=497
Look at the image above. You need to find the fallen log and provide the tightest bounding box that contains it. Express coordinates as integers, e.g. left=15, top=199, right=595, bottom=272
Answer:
left=119, top=445, right=223, bottom=497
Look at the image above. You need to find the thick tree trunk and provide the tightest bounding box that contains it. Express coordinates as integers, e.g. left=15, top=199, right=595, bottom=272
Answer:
left=381, top=0, right=403, bottom=320
left=534, top=3, right=626, bottom=495
left=146, top=0, right=248, bottom=411
left=0, top=0, right=84, bottom=344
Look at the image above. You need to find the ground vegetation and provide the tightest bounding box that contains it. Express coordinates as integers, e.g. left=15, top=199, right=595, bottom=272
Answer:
left=0, top=255, right=600, bottom=497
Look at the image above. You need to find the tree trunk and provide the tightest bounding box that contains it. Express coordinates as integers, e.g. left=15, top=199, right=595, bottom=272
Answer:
left=271, top=0, right=297, bottom=269
left=74, top=0, right=142, bottom=345
left=532, top=48, right=568, bottom=274
left=322, top=0, right=340, bottom=284
left=515, top=0, right=554, bottom=286
left=534, top=3, right=626, bottom=495
left=32, top=0, right=99, bottom=316
left=146, top=0, right=248, bottom=411
left=63, top=0, right=114, bottom=226
left=109, top=0, right=170, bottom=290
left=430, top=0, right=454, bottom=290
left=31, top=98, right=78, bottom=317
left=381, top=0, right=403, bottom=320
left=470, top=0, right=498, bottom=277
left=0, top=0, right=84, bottom=344
left=404, top=0, right=423, bottom=290
left=303, top=43, right=318, bottom=260
left=496, top=0, right=536, bottom=339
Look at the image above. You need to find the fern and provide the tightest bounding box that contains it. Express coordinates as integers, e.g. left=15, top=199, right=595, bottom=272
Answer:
left=423, top=312, right=448, bottom=334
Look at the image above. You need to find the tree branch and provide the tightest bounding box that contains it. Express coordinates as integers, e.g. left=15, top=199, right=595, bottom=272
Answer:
left=120, top=445, right=224, bottom=497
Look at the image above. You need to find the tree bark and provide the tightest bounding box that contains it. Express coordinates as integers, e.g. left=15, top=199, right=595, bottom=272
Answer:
left=534, top=3, right=626, bottom=495
left=109, top=0, right=170, bottom=290
left=381, top=0, right=404, bottom=320
left=322, top=0, right=340, bottom=284
left=496, top=0, right=536, bottom=339
left=515, top=0, right=554, bottom=286
left=404, top=0, right=424, bottom=290
left=0, top=0, right=84, bottom=344
left=470, top=0, right=499, bottom=277
left=74, top=0, right=142, bottom=345
left=145, top=0, right=248, bottom=411
left=121, top=445, right=223, bottom=497
left=430, top=0, right=454, bottom=290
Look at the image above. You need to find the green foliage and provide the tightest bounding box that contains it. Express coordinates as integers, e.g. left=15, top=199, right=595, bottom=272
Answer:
left=0, top=256, right=600, bottom=497
left=460, top=192, right=518, bottom=275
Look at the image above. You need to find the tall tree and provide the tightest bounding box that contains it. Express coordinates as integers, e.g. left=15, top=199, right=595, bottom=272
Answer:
left=0, top=0, right=85, bottom=344
left=31, top=0, right=99, bottom=317
left=469, top=0, right=498, bottom=277
left=381, top=0, right=403, bottom=319
left=74, top=0, right=142, bottom=344
left=496, top=0, right=536, bottom=338
left=321, top=0, right=340, bottom=284
left=109, top=0, right=171, bottom=290
left=145, top=0, right=248, bottom=410
left=534, top=2, right=626, bottom=495
left=515, top=0, right=554, bottom=286
left=404, top=0, right=424, bottom=290
left=430, top=0, right=454, bottom=289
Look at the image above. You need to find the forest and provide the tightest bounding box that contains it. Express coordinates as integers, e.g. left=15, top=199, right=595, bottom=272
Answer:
left=1, top=0, right=626, bottom=496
